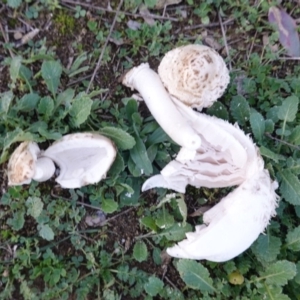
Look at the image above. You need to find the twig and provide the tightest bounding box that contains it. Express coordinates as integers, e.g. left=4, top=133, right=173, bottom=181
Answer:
left=86, top=0, right=124, bottom=93
left=265, top=133, right=300, bottom=151
left=182, top=18, right=234, bottom=31
left=164, top=275, right=179, bottom=291
left=218, top=10, right=232, bottom=71
left=100, top=206, right=136, bottom=226
left=60, top=0, right=178, bottom=21
left=0, top=22, right=14, bottom=58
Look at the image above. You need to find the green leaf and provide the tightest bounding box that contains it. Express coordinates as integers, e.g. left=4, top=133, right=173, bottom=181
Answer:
left=279, top=169, right=300, bottom=205
left=26, top=197, right=44, bottom=220
left=140, top=216, right=157, bottom=231
left=55, top=88, right=75, bottom=110
left=38, top=224, right=55, bottom=241
left=250, top=111, right=265, bottom=141
left=9, top=56, right=22, bottom=84
left=133, top=240, right=148, bottom=262
left=38, top=96, right=54, bottom=119
left=158, top=223, right=192, bottom=241
left=7, top=210, right=25, bottom=231
left=101, top=198, right=118, bottom=214
left=176, top=195, right=187, bottom=226
left=147, top=127, right=170, bottom=145
left=155, top=209, right=174, bottom=229
left=7, top=0, right=22, bottom=8
left=206, top=101, right=229, bottom=120
left=261, top=286, right=291, bottom=300
left=260, top=146, right=284, bottom=163
left=251, top=234, right=281, bottom=263
left=69, top=92, right=93, bottom=127
left=258, top=260, right=296, bottom=286
left=286, top=226, right=300, bottom=251
left=289, top=125, right=300, bottom=145
left=130, top=135, right=153, bottom=176
left=99, top=127, right=136, bottom=150
left=17, top=93, right=40, bottom=112
left=144, top=276, right=164, bottom=297
left=277, top=95, right=299, bottom=122
left=0, top=91, right=14, bottom=116
left=41, top=60, right=62, bottom=96
left=107, top=152, right=125, bottom=178
left=176, top=260, right=216, bottom=293
left=230, top=95, right=250, bottom=126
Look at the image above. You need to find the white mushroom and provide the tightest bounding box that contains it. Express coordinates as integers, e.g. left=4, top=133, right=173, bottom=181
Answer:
left=158, top=44, right=230, bottom=110
left=142, top=100, right=257, bottom=193
left=8, top=141, right=55, bottom=185
left=41, top=133, right=116, bottom=188
left=166, top=168, right=278, bottom=262
left=122, top=63, right=201, bottom=156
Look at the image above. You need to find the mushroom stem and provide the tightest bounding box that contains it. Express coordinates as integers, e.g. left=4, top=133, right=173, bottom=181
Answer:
left=33, top=157, right=56, bottom=182
left=122, top=63, right=201, bottom=151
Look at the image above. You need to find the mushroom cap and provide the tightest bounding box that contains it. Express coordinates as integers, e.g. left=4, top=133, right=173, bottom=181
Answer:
left=158, top=44, right=230, bottom=110
left=42, top=133, right=117, bottom=189
left=8, top=141, right=40, bottom=185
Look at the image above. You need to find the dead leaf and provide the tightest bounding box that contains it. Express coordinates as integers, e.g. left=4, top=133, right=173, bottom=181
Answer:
left=189, top=205, right=212, bottom=217
left=268, top=6, right=300, bottom=57
left=139, top=4, right=155, bottom=26
left=155, top=0, right=182, bottom=9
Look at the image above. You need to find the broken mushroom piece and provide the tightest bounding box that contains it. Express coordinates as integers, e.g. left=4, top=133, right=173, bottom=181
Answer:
left=41, top=133, right=116, bottom=189
left=166, top=168, right=279, bottom=262
left=158, top=44, right=230, bottom=110
left=8, top=141, right=56, bottom=186
left=122, top=63, right=201, bottom=154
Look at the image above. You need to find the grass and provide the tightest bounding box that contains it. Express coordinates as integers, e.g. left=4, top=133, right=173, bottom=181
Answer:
left=1, top=0, right=300, bottom=299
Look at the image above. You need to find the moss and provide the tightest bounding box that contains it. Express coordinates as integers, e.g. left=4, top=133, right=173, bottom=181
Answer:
left=53, top=10, right=75, bottom=35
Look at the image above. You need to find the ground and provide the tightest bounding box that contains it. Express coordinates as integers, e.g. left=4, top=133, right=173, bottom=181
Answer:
left=1, top=0, right=300, bottom=300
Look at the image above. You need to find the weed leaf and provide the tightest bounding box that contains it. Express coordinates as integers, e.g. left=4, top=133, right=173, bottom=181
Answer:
left=279, top=169, right=300, bottom=205
left=133, top=241, right=148, bottom=262
left=159, top=223, right=192, bottom=241
left=259, top=260, right=296, bottom=286
left=251, top=234, right=281, bottom=263
left=38, top=224, right=54, bottom=241
left=268, top=7, right=300, bottom=57
left=260, top=146, right=284, bottom=163
left=144, top=276, right=164, bottom=297
left=9, top=56, right=22, bottom=85
left=99, top=127, right=136, bottom=150
left=69, top=92, right=93, bottom=127
left=17, top=93, right=40, bottom=112
left=206, top=101, right=229, bottom=120
left=7, top=210, right=25, bottom=231
left=26, top=197, right=44, bottom=220
left=250, top=111, right=265, bottom=141
left=277, top=96, right=299, bottom=122
left=41, top=60, right=62, bottom=96
left=130, top=135, right=153, bottom=175
left=7, top=0, right=22, bottom=8
left=289, top=125, right=300, bottom=145
left=38, top=96, right=54, bottom=119
left=140, top=216, right=157, bottom=231
left=101, top=198, right=118, bottom=214
left=176, top=260, right=216, bottom=293
left=0, top=91, right=14, bottom=116
left=230, top=95, right=250, bottom=126
left=286, top=226, right=300, bottom=252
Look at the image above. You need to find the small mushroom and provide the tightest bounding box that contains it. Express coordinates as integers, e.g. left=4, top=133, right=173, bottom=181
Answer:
left=41, top=133, right=116, bottom=188
left=8, top=141, right=55, bottom=186
left=158, top=44, right=230, bottom=110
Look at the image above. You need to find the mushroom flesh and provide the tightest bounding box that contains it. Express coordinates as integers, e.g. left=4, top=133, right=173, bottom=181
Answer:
left=42, top=133, right=116, bottom=188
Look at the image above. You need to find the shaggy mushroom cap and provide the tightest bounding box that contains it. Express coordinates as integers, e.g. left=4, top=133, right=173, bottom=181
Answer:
left=158, top=44, right=230, bottom=110
left=8, top=141, right=40, bottom=185
left=42, top=133, right=117, bottom=189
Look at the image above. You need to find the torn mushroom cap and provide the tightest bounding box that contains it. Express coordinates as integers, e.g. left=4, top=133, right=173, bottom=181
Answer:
left=8, top=141, right=56, bottom=185
left=158, top=44, right=230, bottom=110
left=41, top=133, right=117, bottom=189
